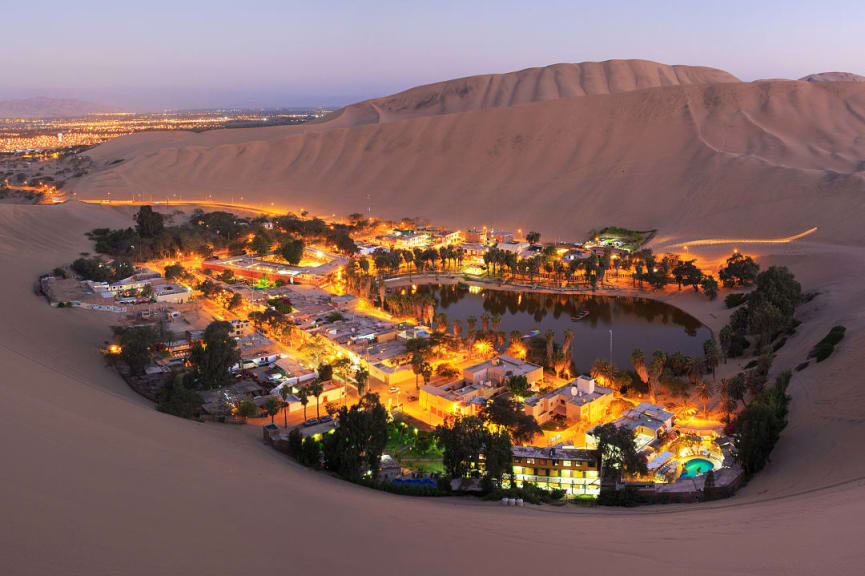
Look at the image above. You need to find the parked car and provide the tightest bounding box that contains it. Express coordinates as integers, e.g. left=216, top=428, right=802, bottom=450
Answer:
left=303, top=418, right=320, bottom=427
left=408, top=395, right=417, bottom=402
left=388, top=386, right=399, bottom=393
left=318, top=415, right=333, bottom=424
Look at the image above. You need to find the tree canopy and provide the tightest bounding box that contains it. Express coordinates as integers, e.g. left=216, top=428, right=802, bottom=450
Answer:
left=189, top=321, right=240, bottom=389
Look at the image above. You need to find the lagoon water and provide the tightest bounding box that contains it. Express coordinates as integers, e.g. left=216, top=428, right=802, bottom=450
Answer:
left=418, top=284, right=711, bottom=372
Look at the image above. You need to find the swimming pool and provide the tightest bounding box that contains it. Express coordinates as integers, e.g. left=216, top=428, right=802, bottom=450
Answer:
left=680, top=458, right=715, bottom=478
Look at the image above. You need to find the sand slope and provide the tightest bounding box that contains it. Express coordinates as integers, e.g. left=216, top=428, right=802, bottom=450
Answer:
left=321, top=59, right=740, bottom=127
left=3, top=202, right=865, bottom=575
left=74, top=78, right=865, bottom=245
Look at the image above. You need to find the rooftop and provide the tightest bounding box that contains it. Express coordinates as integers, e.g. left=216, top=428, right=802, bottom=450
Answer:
left=512, top=445, right=596, bottom=462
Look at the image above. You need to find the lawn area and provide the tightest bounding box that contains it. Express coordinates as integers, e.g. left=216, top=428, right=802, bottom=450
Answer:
left=589, top=226, right=656, bottom=251
left=385, top=419, right=444, bottom=473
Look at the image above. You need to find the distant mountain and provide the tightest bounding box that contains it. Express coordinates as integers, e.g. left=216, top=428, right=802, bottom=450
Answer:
left=0, top=97, right=123, bottom=119
left=800, top=72, right=865, bottom=83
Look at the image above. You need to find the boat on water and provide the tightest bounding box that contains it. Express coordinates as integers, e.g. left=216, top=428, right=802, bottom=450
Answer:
left=522, top=329, right=541, bottom=338
left=571, top=310, right=590, bottom=321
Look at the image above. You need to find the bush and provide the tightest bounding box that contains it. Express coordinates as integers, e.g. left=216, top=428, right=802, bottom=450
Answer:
left=287, top=428, right=303, bottom=456
left=809, top=325, right=846, bottom=363
left=597, top=486, right=644, bottom=507
left=483, top=482, right=554, bottom=505
left=725, top=293, right=748, bottom=309
left=357, top=478, right=448, bottom=497
left=298, top=436, right=321, bottom=467
left=727, top=333, right=750, bottom=358
left=157, top=380, right=203, bottom=419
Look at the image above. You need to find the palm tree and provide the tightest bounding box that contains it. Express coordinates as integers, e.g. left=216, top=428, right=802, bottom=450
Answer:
left=309, top=379, right=324, bottom=419
left=354, top=366, right=369, bottom=398
left=278, top=385, right=291, bottom=428
left=687, top=356, right=705, bottom=388
left=466, top=315, right=477, bottom=332
left=264, top=396, right=281, bottom=425
left=491, top=314, right=502, bottom=332
left=480, top=312, right=491, bottom=333
left=421, top=362, right=433, bottom=389
left=452, top=319, right=463, bottom=339
left=411, top=351, right=424, bottom=391
left=632, top=349, right=648, bottom=384
left=298, top=386, right=310, bottom=420
left=648, top=351, right=666, bottom=403
left=544, top=329, right=556, bottom=368
left=696, top=379, right=714, bottom=418
left=560, top=329, right=574, bottom=374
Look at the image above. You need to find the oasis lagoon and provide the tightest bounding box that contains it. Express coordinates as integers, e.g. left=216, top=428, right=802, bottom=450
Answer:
left=416, top=284, right=711, bottom=372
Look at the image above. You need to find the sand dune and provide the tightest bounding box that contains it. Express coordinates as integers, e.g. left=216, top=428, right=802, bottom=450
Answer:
left=800, top=71, right=865, bottom=83
left=3, top=201, right=865, bottom=575
left=320, top=59, right=740, bottom=128
left=75, top=78, right=865, bottom=245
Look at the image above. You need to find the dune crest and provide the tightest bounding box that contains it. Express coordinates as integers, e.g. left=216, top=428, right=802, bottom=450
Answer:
left=323, top=59, right=740, bottom=127
left=800, top=71, right=865, bottom=83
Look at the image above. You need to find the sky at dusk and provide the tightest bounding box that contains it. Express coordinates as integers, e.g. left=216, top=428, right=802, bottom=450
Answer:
left=3, top=0, right=864, bottom=110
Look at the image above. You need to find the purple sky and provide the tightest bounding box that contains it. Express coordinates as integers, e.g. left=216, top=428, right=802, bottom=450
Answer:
left=4, top=1, right=864, bottom=110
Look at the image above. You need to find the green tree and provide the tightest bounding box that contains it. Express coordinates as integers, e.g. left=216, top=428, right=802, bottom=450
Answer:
left=591, top=423, right=648, bottom=480
left=118, top=325, right=160, bottom=376
left=189, top=321, right=241, bottom=389
left=298, top=385, right=310, bottom=420
left=718, top=252, right=759, bottom=288
left=164, top=263, right=187, bottom=281
left=411, top=351, right=425, bottom=391
left=227, top=292, right=243, bottom=310
left=250, top=231, right=272, bottom=257
left=701, top=275, right=719, bottom=300
left=719, top=325, right=733, bottom=363
left=308, top=379, right=325, bottom=419
left=483, top=429, right=513, bottom=488
left=480, top=395, right=541, bottom=444
left=506, top=374, right=532, bottom=398
left=354, top=366, right=370, bottom=397
left=134, top=205, right=164, bottom=238
left=703, top=339, right=720, bottom=379
left=280, top=237, right=305, bottom=265
left=157, top=373, right=203, bottom=419
left=264, top=396, right=281, bottom=424
left=435, top=415, right=488, bottom=479
left=321, top=393, right=389, bottom=480
left=278, top=385, right=292, bottom=428
left=648, top=351, right=666, bottom=403
left=631, top=349, right=648, bottom=384
left=235, top=399, right=259, bottom=419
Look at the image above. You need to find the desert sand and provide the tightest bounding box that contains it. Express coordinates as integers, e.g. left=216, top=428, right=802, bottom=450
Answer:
left=3, top=202, right=865, bottom=575
left=6, top=60, right=865, bottom=574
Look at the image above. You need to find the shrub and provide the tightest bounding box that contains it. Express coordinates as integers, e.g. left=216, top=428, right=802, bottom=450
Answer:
left=725, top=293, right=748, bottom=309
left=287, top=428, right=303, bottom=456
left=809, top=326, right=846, bottom=363
left=298, top=436, right=321, bottom=467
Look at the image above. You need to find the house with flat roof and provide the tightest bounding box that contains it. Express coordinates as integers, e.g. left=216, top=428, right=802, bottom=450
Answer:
left=524, top=376, right=614, bottom=426
left=509, top=445, right=600, bottom=497
left=419, top=378, right=502, bottom=419
left=463, top=355, right=543, bottom=387
left=587, top=402, right=676, bottom=450
left=152, top=282, right=191, bottom=304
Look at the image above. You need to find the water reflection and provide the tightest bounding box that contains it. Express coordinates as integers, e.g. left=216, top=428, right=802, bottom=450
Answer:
left=418, top=284, right=710, bottom=372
